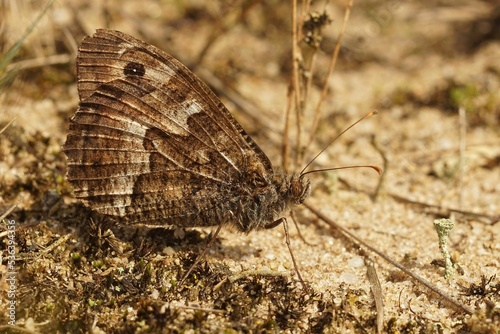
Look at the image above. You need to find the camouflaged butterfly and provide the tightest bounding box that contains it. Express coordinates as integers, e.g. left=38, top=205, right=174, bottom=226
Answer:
left=64, top=29, right=311, bottom=233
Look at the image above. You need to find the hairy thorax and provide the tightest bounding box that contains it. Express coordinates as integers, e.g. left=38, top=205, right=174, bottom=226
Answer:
left=230, top=168, right=311, bottom=233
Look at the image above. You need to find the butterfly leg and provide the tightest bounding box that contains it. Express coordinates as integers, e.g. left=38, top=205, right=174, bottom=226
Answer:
left=290, top=210, right=314, bottom=246
left=265, top=217, right=308, bottom=291
left=179, top=222, right=224, bottom=286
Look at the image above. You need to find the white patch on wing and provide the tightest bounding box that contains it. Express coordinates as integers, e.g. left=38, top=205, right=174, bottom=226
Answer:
left=122, top=118, right=148, bottom=137
left=185, top=102, right=202, bottom=116
left=117, top=46, right=128, bottom=57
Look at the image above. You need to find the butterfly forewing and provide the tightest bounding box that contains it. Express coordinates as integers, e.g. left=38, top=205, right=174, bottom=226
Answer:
left=64, top=29, right=273, bottom=226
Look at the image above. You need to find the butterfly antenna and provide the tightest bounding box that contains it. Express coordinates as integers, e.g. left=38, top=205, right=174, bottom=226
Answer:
left=300, top=110, right=378, bottom=175
left=301, top=164, right=382, bottom=177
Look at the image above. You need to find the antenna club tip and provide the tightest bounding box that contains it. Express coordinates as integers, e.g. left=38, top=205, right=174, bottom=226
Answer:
left=373, top=166, right=383, bottom=175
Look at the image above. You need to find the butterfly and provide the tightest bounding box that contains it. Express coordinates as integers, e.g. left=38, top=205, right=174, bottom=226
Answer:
left=64, top=29, right=311, bottom=234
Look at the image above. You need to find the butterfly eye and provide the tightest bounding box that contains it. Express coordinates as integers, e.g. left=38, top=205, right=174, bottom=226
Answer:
left=290, top=177, right=311, bottom=204
left=291, top=179, right=302, bottom=198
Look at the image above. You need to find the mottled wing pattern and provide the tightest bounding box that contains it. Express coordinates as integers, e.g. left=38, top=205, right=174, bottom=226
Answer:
left=64, top=29, right=272, bottom=225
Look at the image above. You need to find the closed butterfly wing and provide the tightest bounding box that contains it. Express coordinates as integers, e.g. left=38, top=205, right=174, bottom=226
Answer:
left=64, top=29, right=273, bottom=226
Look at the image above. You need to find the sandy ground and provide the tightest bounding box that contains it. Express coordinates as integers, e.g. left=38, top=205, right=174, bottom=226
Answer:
left=0, top=1, right=499, bottom=333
